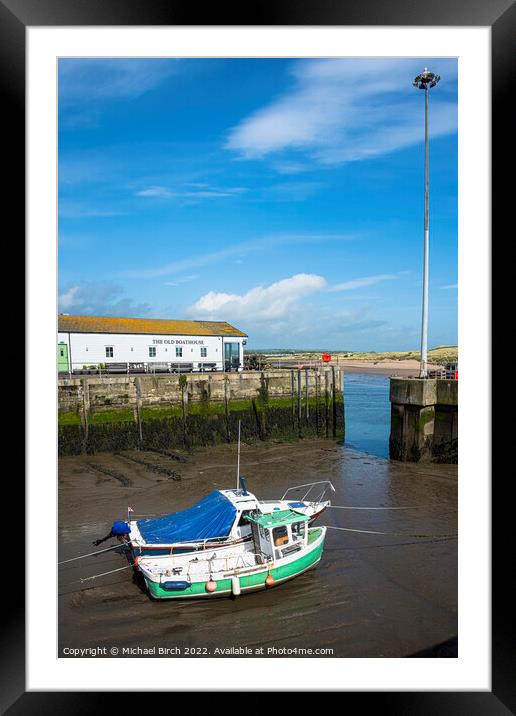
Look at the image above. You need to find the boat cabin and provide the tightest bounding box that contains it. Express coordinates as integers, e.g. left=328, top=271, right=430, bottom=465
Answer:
left=245, top=510, right=310, bottom=561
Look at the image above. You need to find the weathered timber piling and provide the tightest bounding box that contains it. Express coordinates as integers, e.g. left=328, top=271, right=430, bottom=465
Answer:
left=389, top=378, right=457, bottom=463
left=58, top=368, right=344, bottom=456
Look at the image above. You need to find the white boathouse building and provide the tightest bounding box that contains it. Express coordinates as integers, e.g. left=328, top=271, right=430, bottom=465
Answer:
left=58, top=315, right=247, bottom=374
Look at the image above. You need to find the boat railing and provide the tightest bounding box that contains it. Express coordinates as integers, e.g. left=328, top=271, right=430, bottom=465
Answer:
left=181, top=551, right=267, bottom=578
left=281, top=480, right=336, bottom=504
left=133, top=533, right=243, bottom=552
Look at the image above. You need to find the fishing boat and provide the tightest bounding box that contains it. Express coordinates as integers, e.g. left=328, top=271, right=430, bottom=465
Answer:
left=136, top=509, right=327, bottom=599
left=118, top=478, right=334, bottom=558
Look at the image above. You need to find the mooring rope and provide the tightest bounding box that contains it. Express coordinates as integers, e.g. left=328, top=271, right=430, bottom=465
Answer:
left=325, top=525, right=458, bottom=538
left=59, top=563, right=136, bottom=590
left=58, top=542, right=129, bottom=565
left=328, top=505, right=432, bottom=510
left=79, top=564, right=134, bottom=583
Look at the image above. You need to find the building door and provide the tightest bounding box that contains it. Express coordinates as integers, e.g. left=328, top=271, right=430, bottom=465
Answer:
left=224, top=342, right=240, bottom=371
left=57, top=343, right=69, bottom=372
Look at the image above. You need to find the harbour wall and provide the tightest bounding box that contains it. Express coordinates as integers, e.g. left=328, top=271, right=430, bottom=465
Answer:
left=58, top=368, right=344, bottom=456
left=389, top=378, right=457, bottom=463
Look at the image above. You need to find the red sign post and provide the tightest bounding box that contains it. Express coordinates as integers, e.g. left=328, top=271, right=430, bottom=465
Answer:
left=321, top=352, right=332, bottom=363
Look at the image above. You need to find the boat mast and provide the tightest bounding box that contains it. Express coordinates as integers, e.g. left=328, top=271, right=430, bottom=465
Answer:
left=236, top=419, right=241, bottom=489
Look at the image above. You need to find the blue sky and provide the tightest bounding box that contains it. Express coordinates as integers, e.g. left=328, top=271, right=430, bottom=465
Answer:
left=58, top=58, right=457, bottom=351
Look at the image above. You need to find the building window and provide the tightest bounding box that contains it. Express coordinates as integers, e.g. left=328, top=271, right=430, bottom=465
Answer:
left=201, top=347, right=207, bottom=358
left=105, top=346, right=113, bottom=358
left=176, top=346, right=182, bottom=357
left=149, top=346, right=156, bottom=358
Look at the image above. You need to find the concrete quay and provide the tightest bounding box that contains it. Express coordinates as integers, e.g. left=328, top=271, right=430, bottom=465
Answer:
left=389, top=378, right=457, bottom=463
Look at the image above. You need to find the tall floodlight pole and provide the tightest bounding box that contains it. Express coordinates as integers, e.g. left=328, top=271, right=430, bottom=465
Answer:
left=413, top=68, right=440, bottom=378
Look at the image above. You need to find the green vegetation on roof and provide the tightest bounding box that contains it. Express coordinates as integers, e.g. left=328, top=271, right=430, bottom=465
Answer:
left=245, top=510, right=309, bottom=527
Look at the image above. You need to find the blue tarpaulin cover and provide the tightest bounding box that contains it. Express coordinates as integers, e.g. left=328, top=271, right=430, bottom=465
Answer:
left=137, top=490, right=236, bottom=544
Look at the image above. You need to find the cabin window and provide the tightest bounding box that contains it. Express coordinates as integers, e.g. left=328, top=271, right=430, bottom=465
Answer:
left=201, top=347, right=207, bottom=358
left=238, top=510, right=252, bottom=526
left=176, top=346, right=183, bottom=357
left=291, top=521, right=306, bottom=541
left=272, top=525, right=289, bottom=547
left=149, top=346, right=156, bottom=358
left=105, top=346, right=113, bottom=358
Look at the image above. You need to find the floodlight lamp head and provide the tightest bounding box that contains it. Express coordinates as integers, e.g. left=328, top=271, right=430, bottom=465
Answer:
left=413, top=69, right=441, bottom=90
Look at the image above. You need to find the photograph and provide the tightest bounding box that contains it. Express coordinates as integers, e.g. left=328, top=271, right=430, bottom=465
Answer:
left=0, top=0, right=506, bottom=698
left=56, top=56, right=459, bottom=659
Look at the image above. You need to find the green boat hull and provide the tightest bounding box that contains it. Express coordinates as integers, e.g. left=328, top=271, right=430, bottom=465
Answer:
left=145, top=528, right=325, bottom=600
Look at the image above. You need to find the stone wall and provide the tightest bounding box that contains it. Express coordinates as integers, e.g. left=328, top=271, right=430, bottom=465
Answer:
left=58, top=368, right=344, bottom=455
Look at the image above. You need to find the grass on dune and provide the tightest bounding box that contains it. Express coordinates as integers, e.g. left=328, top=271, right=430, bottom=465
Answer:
left=268, top=346, right=458, bottom=364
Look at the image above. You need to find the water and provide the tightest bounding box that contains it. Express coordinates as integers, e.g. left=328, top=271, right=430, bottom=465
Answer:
left=344, top=373, right=391, bottom=458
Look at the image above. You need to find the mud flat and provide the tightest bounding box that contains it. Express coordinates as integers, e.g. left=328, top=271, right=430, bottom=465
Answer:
left=59, top=439, right=457, bottom=658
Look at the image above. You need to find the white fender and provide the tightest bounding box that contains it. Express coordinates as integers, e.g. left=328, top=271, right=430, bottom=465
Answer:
left=231, top=576, right=241, bottom=596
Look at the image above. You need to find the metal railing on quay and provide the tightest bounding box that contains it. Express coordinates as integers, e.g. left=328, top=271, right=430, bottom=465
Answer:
left=58, top=360, right=234, bottom=380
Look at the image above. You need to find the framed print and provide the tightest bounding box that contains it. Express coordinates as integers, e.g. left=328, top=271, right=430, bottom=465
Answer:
left=3, top=0, right=510, bottom=709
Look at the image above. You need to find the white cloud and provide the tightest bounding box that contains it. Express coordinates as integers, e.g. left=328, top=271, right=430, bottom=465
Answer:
left=441, top=283, right=458, bottom=289
left=58, top=59, right=178, bottom=129
left=187, top=273, right=327, bottom=322
left=271, top=161, right=311, bottom=175
left=58, top=282, right=151, bottom=317
left=164, top=274, right=200, bottom=286
left=226, top=58, right=457, bottom=165
left=136, top=185, right=247, bottom=199
left=329, top=274, right=400, bottom=291
left=121, top=233, right=356, bottom=279
left=58, top=200, right=125, bottom=219
left=59, top=59, right=176, bottom=105
left=264, top=181, right=325, bottom=202
left=59, top=286, right=81, bottom=311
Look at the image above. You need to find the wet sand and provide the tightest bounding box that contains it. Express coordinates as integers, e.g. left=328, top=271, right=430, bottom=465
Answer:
left=337, top=359, right=423, bottom=377
left=272, top=359, right=442, bottom=377
left=59, top=439, right=457, bottom=658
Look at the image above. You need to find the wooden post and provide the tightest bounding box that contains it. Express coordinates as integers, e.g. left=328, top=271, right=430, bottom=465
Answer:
left=315, top=370, right=320, bottom=436
left=224, top=375, right=230, bottom=442
left=305, top=367, right=309, bottom=420
left=291, top=369, right=295, bottom=430
left=297, top=369, right=301, bottom=421
left=80, top=377, right=90, bottom=454
left=331, top=365, right=337, bottom=438
left=324, top=370, right=329, bottom=438
left=179, top=375, right=188, bottom=448
left=236, top=419, right=241, bottom=489
left=134, top=377, right=143, bottom=448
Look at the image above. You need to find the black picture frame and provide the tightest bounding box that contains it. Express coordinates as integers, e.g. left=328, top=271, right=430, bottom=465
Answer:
left=5, top=0, right=509, bottom=710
